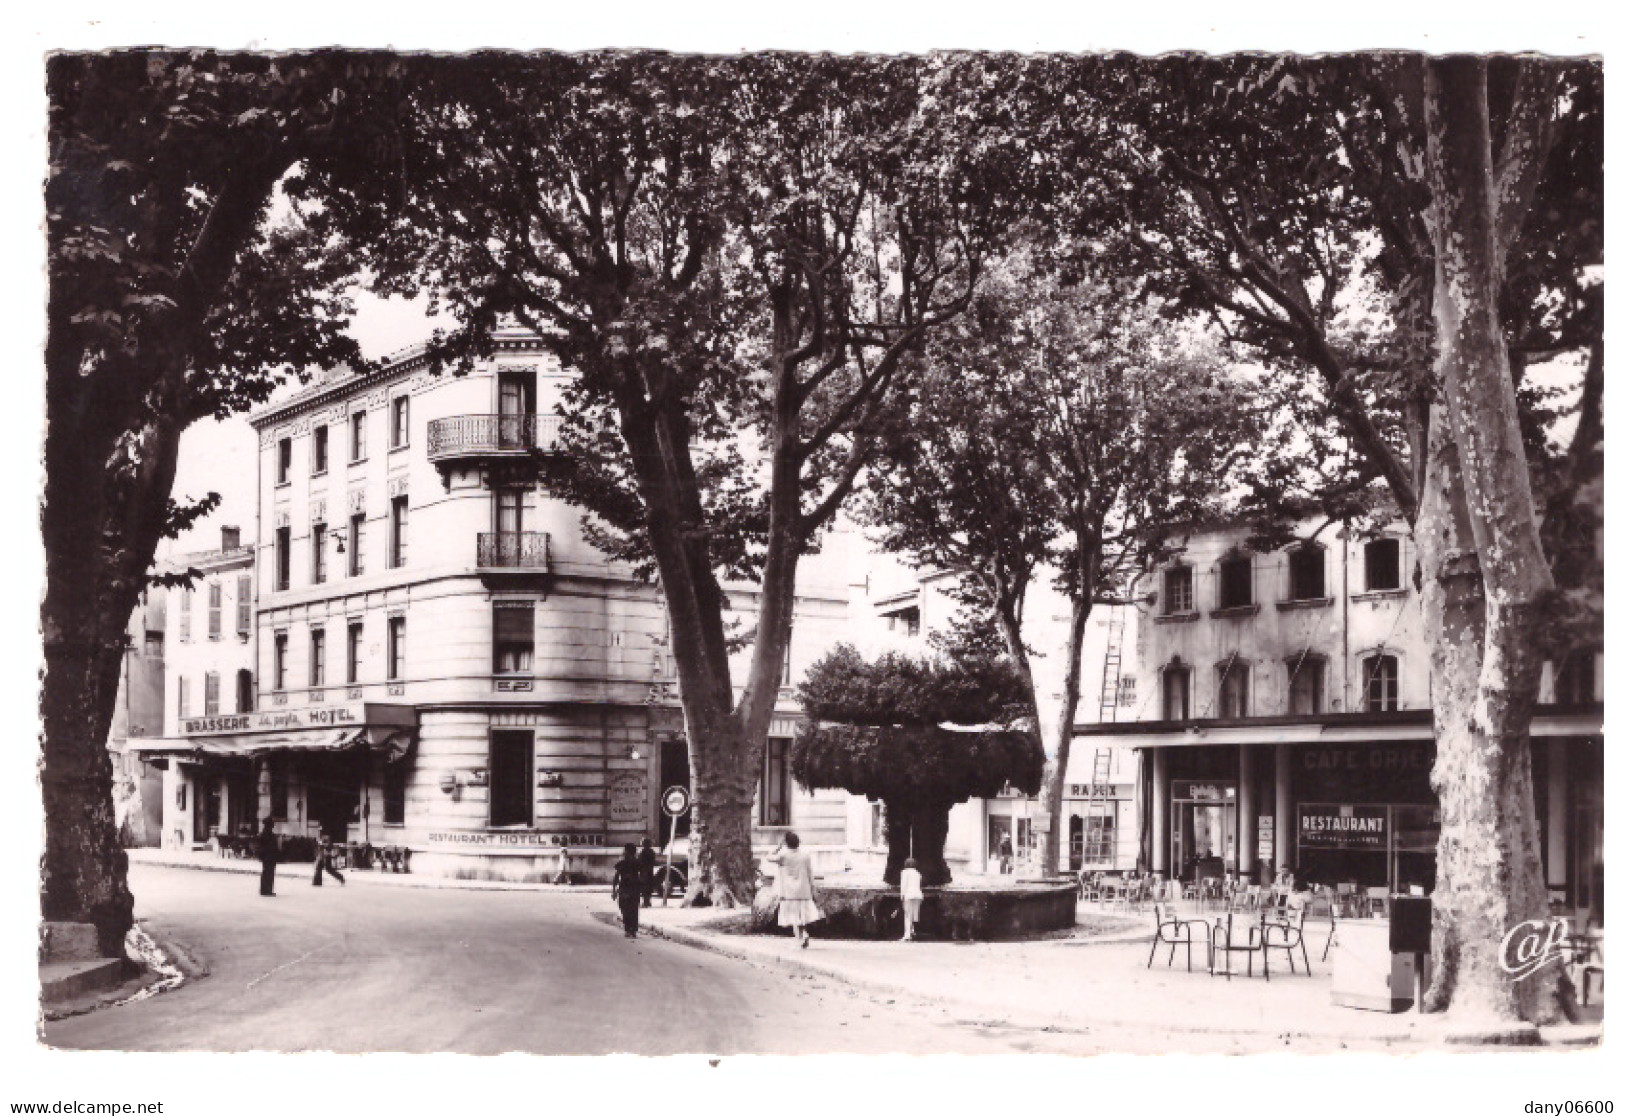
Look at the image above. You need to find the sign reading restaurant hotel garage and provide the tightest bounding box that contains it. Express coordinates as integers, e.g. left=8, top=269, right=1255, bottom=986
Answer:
left=425, top=831, right=608, bottom=848
left=1298, top=804, right=1387, bottom=849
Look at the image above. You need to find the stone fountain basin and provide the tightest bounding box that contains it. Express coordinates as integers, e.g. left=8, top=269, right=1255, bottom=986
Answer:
left=753, top=878, right=1079, bottom=941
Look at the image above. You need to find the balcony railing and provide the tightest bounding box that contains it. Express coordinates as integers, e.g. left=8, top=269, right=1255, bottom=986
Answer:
left=477, top=532, right=551, bottom=571
left=427, top=414, right=562, bottom=461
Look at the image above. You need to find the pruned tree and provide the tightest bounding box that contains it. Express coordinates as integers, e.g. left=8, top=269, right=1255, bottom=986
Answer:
left=43, top=51, right=403, bottom=952
left=792, top=644, right=1044, bottom=886
left=310, top=53, right=1032, bottom=905
left=860, top=248, right=1259, bottom=876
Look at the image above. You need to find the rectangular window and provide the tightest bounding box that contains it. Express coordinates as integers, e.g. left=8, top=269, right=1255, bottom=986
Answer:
left=269, top=757, right=289, bottom=820
left=884, top=607, right=921, bottom=636
left=350, top=410, right=367, bottom=461
left=348, top=512, right=366, bottom=577
left=1217, top=663, right=1248, bottom=718
left=1553, top=652, right=1596, bottom=706
left=1218, top=555, right=1253, bottom=609
left=309, top=628, right=326, bottom=687
left=1363, top=655, right=1399, bottom=712
left=347, top=621, right=363, bottom=684
left=312, top=521, right=328, bottom=584
left=760, top=736, right=791, bottom=826
left=871, top=802, right=887, bottom=848
left=493, top=603, right=535, bottom=674
left=204, top=671, right=220, bottom=717
left=273, top=632, right=289, bottom=692
left=383, top=761, right=407, bottom=826
left=1287, top=657, right=1323, bottom=715
left=236, top=669, right=254, bottom=714
left=1366, top=538, right=1402, bottom=592
left=488, top=730, right=534, bottom=827
left=389, top=496, right=408, bottom=568
left=779, top=628, right=793, bottom=688
left=1164, top=567, right=1193, bottom=614
left=276, top=437, right=292, bottom=485
left=1288, top=546, right=1325, bottom=601
left=387, top=616, right=405, bottom=681
left=312, top=425, right=329, bottom=475
left=496, top=488, right=525, bottom=535
left=207, top=582, right=222, bottom=640
left=1162, top=668, right=1190, bottom=720
left=391, top=395, right=410, bottom=449
left=274, top=526, right=291, bottom=591
left=177, top=676, right=190, bottom=721
left=236, top=575, right=251, bottom=636
left=178, top=589, right=192, bottom=643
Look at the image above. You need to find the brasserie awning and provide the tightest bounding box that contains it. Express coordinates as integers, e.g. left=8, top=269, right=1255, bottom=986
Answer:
left=127, top=725, right=413, bottom=761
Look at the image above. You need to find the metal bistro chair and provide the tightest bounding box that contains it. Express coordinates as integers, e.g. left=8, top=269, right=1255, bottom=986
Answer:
left=1210, top=911, right=1269, bottom=980
left=1366, top=887, right=1391, bottom=919
left=1262, top=906, right=1313, bottom=975
left=1150, top=903, right=1212, bottom=972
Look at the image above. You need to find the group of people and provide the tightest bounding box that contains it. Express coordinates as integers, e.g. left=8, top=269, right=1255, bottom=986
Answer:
left=612, top=831, right=870, bottom=948
left=255, top=816, right=344, bottom=897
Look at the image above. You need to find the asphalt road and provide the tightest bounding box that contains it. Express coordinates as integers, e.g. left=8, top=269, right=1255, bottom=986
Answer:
left=44, top=864, right=1109, bottom=1055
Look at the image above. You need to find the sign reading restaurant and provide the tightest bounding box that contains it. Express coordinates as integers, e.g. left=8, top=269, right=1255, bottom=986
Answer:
left=179, top=704, right=367, bottom=736
left=1298, top=803, right=1387, bottom=849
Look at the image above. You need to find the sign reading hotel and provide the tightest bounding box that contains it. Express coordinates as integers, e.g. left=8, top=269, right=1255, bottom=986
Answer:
left=1298, top=804, right=1387, bottom=849
left=179, top=704, right=366, bottom=736
left=426, top=831, right=607, bottom=849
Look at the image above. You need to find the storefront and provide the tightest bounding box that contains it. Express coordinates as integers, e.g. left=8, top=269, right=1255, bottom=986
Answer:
left=131, top=702, right=418, bottom=848
left=1063, top=780, right=1134, bottom=871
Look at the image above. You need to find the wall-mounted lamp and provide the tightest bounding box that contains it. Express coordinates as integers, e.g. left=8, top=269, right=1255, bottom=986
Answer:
left=438, top=771, right=462, bottom=801
left=625, top=744, right=642, bottom=761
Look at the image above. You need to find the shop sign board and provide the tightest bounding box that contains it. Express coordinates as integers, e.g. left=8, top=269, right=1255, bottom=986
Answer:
left=1298, top=804, right=1387, bottom=849
left=1172, top=780, right=1235, bottom=802
left=608, top=772, right=648, bottom=824
left=426, top=831, right=607, bottom=848
left=1258, top=815, right=1274, bottom=861
left=179, top=704, right=366, bottom=736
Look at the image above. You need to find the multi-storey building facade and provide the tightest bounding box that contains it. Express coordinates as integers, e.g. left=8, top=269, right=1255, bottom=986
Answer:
left=142, top=329, right=852, bottom=881
left=130, top=528, right=259, bottom=848
left=1075, top=518, right=1602, bottom=916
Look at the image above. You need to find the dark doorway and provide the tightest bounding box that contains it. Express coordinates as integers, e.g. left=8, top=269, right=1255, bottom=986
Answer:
left=658, top=736, right=691, bottom=845
left=489, top=730, right=535, bottom=827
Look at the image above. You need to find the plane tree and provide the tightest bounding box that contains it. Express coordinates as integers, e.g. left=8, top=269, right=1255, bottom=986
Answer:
left=43, top=51, right=403, bottom=952
left=304, top=53, right=1043, bottom=905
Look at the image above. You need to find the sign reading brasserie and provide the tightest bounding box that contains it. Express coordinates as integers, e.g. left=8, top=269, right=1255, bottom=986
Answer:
left=179, top=704, right=365, bottom=736
left=1298, top=803, right=1387, bottom=849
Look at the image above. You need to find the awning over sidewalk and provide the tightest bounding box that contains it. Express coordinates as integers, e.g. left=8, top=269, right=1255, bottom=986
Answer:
left=127, top=725, right=413, bottom=761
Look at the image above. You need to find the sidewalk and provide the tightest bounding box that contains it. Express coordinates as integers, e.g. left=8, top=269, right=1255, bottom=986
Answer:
left=126, top=847, right=610, bottom=893
left=627, top=900, right=1604, bottom=1048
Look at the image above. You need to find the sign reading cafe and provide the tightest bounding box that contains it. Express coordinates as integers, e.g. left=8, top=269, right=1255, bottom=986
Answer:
left=1298, top=804, right=1387, bottom=849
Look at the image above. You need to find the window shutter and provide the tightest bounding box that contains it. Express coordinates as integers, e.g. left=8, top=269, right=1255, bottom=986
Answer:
left=236, top=575, right=251, bottom=635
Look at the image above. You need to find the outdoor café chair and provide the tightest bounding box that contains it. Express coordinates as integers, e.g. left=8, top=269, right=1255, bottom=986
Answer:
left=1366, top=887, right=1391, bottom=918
left=1149, top=903, right=1211, bottom=972
left=1210, top=911, right=1268, bottom=980
left=1262, top=906, right=1312, bottom=975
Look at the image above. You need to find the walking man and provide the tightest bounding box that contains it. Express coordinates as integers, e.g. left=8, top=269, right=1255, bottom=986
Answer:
left=256, top=817, right=278, bottom=897
left=312, top=830, right=346, bottom=887
left=612, top=843, right=643, bottom=939
left=637, top=836, right=658, bottom=908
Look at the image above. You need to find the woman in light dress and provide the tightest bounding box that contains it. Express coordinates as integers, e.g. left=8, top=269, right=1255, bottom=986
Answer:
left=768, top=831, right=822, bottom=948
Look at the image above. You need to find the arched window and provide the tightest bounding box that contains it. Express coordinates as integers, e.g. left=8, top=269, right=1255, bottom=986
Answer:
left=1218, top=551, right=1253, bottom=609
left=1215, top=656, right=1249, bottom=718
left=1284, top=652, right=1325, bottom=715
left=1287, top=543, right=1326, bottom=601
left=1362, top=654, right=1400, bottom=712
left=1163, top=661, right=1191, bottom=720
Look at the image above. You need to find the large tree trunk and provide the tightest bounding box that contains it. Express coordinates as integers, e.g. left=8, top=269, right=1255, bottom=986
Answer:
left=1418, top=58, right=1561, bottom=1027
left=1039, top=587, right=1092, bottom=878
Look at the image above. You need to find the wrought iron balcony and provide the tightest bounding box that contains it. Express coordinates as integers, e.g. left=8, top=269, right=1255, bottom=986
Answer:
left=426, top=414, right=562, bottom=463
left=477, top=531, right=552, bottom=571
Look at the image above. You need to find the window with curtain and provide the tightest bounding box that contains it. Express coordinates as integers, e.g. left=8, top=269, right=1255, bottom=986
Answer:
left=347, top=621, right=363, bottom=684
left=1162, top=666, right=1191, bottom=720
left=348, top=512, right=365, bottom=576
left=273, top=632, right=288, bottom=691
left=387, top=616, right=405, bottom=681
left=389, top=496, right=408, bottom=568
left=310, top=629, right=326, bottom=687
left=493, top=603, right=535, bottom=674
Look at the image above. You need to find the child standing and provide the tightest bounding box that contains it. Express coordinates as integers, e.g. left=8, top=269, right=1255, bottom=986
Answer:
left=900, top=857, right=924, bottom=941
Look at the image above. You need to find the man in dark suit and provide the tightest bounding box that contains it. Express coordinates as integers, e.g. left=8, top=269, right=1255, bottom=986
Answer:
left=257, top=817, right=279, bottom=897
left=637, top=837, right=658, bottom=907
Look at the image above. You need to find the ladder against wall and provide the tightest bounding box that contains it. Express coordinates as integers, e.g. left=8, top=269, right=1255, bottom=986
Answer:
left=1097, top=607, right=1127, bottom=723
left=1080, top=747, right=1115, bottom=866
